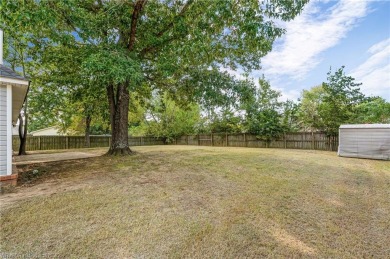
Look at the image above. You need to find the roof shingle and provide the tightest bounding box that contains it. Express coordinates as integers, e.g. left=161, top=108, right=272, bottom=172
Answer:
left=0, top=64, right=29, bottom=81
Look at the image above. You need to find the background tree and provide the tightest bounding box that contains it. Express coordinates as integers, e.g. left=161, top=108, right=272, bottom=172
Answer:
left=318, top=66, right=365, bottom=135
left=207, top=108, right=243, bottom=134
left=281, top=100, right=300, bottom=132
left=0, top=0, right=309, bottom=155
left=298, top=85, right=326, bottom=132
left=244, top=77, right=285, bottom=142
left=351, top=97, right=390, bottom=124
left=132, top=92, right=201, bottom=143
left=67, top=85, right=110, bottom=146
left=28, top=82, right=71, bottom=133
left=180, top=70, right=256, bottom=134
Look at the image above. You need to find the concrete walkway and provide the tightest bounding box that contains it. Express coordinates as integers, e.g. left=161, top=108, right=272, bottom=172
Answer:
left=13, top=148, right=106, bottom=166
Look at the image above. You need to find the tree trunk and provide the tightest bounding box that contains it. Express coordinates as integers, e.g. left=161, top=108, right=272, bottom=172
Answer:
left=84, top=114, right=91, bottom=148
left=106, top=83, right=133, bottom=155
left=18, top=99, right=28, bottom=155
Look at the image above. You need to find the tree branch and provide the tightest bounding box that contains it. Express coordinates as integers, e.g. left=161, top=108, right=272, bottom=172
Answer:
left=140, top=0, right=194, bottom=56
left=54, top=5, right=96, bottom=46
left=155, top=0, right=193, bottom=37
left=140, top=35, right=181, bottom=57
left=128, top=0, right=147, bottom=51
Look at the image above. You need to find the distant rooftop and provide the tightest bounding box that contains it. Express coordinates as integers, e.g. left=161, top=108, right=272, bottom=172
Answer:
left=0, top=64, right=29, bottom=81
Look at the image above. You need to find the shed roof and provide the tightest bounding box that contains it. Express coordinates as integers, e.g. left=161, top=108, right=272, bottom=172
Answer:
left=340, top=124, right=390, bottom=129
left=0, top=64, right=28, bottom=81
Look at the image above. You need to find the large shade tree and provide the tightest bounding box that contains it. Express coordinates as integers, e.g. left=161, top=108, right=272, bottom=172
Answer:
left=1, top=0, right=308, bottom=155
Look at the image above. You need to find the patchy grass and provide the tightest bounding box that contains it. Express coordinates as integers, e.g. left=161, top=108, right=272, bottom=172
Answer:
left=1, top=146, right=389, bottom=258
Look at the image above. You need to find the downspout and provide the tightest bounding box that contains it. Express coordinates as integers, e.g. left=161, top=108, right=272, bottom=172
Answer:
left=0, top=29, right=3, bottom=64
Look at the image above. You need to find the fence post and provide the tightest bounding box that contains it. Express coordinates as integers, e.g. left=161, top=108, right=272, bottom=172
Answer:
left=186, top=135, right=188, bottom=145
left=330, top=136, right=333, bottom=151
left=226, top=132, right=228, bottom=147
left=211, top=133, right=213, bottom=146
left=311, top=132, right=314, bottom=150
left=198, top=134, right=200, bottom=146
left=38, top=136, right=41, bottom=150
left=284, top=133, right=287, bottom=149
left=66, top=136, right=69, bottom=149
left=244, top=133, right=247, bottom=147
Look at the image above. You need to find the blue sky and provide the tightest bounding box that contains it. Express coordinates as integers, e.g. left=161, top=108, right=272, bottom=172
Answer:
left=246, top=0, right=390, bottom=101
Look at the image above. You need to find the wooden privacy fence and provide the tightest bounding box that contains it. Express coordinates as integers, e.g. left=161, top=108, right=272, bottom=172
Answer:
left=12, top=136, right=165, bottom=151
left=12, top=132, right=338, bottom=152
left=174, top=132, right=339, bottom=151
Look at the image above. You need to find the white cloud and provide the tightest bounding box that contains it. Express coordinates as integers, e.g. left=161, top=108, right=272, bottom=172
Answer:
left=278, top=88, right=301, bottom=102
left=350, top=38, right=390, bottom=99
left=224, top=1, right=385, bottom=102
left=261, top=0, right=370, bottom=80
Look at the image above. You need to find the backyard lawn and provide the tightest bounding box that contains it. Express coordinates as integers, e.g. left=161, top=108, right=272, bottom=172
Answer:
left=1, top=146, right=389, bottom=258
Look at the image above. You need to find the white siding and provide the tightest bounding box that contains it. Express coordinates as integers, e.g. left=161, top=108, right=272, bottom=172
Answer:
left=338, top=126, right=390, bottom=160
left=0, top=85, right=7, bottom=174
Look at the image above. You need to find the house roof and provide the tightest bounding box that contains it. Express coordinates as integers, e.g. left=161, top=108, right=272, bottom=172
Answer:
left=0, top=65, right=30, bottom=124
left=0, top=64, right=28, bottom=81
left=29, top=126, right=58, bottom=134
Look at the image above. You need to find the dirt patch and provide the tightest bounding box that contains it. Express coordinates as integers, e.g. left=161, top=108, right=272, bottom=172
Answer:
left=1, top=148, right=109, bottom=208
left=14, top=149, right=106, bottom=166
left=0, top=179, right=96, bottom=208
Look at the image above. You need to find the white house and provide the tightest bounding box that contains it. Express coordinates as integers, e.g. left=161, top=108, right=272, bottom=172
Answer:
left=338, top=124, right=390, bottom=160
left=0, top=30, right=29, bottom=184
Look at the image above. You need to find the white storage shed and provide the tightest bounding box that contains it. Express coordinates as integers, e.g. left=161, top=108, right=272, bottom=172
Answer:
left=338, top=124, right=390, bottom=160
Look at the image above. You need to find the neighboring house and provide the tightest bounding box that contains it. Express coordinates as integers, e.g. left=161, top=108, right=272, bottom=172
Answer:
left=0, top=64, right=29, bottom=183
left=12, top=125, right=29, bottom=136
left=30, top=126, right=64, bottom=136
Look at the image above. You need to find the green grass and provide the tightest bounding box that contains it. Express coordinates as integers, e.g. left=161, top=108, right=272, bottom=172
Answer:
left=1, top=146, right=389, bottom=258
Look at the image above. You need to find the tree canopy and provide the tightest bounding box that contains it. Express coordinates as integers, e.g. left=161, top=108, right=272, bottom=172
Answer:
left=318, top=66, right=364, bottom=134
left=298, top=66, right=390, bottom=135
left=245, top=77, right=285, bottom=141
left=1, top=0, right=309, bottom=154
